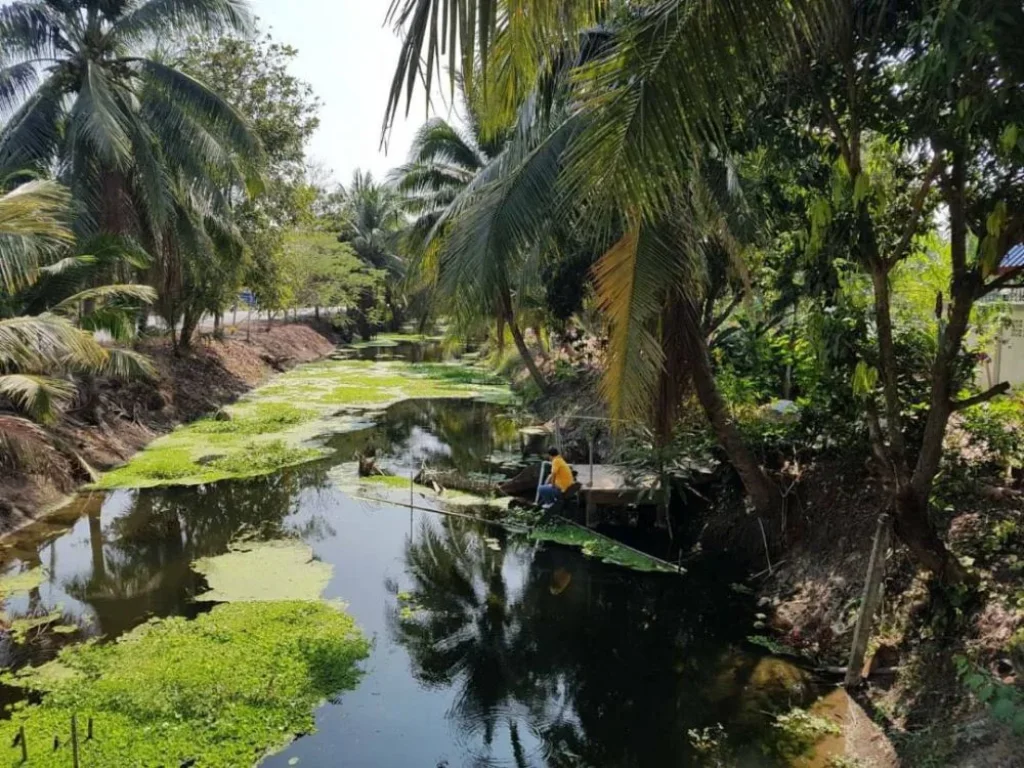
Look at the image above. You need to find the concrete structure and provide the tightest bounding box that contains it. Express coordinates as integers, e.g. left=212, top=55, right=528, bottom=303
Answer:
left=980, top=245, right=1024, bottom=388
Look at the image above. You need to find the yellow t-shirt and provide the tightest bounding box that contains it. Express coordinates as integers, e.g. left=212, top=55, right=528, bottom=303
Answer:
left=550, top=456, right=574, bottom=492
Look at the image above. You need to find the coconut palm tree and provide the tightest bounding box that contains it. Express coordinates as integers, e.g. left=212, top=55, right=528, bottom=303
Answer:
left=0, top=178, right=153, bottom=466
left=385, top=0, right=828, bottom=510
left=0, top=0, right=260, bottom=242
left=388, top=0, right=1024, bottom=583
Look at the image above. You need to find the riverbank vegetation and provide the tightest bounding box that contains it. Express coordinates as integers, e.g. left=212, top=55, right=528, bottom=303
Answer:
left=1, top=0, right=1024, bottom=764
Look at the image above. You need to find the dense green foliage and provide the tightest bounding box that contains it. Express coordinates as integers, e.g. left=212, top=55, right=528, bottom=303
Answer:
left=0, top=602, right=369, bottom=767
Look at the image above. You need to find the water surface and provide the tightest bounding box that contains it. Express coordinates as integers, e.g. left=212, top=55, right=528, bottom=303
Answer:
left=0, top=372, right=813, bottom=766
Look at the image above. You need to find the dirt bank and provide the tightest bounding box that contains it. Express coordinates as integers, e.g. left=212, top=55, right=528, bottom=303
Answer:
left=748, top=458, right=1024, bottom=767
left=0, top=323, right=338, bottom=533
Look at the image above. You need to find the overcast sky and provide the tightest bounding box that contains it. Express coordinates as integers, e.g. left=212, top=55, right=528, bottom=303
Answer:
left=250, top=0, right=451, bottom=187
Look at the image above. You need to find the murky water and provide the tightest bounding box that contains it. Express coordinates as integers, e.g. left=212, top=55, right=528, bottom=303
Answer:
left=0, top=356, right=820, bottom=767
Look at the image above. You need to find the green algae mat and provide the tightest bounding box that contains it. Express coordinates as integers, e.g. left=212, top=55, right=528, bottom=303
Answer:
left=0, top=602, right=369, bottom=767
left=192, top=539, right=333, bottom=603
left=0, top=538, right=369, bottom=767
left=94, top=358, right=510, bottom=489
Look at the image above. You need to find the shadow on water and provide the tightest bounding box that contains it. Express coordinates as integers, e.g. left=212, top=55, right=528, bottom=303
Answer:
left=0, top=343, right=819, bottom=766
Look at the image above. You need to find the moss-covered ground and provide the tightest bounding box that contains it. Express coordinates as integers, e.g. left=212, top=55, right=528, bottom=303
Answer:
left=93, top=359, right=509, bottom=489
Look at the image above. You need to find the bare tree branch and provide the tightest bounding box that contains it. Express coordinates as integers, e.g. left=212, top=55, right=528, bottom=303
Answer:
left=951, top=382, right=1012, bottom=412
left=888, top=152, right=945, bottom=268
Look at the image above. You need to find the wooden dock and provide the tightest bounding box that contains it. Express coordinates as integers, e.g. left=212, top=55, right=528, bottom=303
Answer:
left=577, top=464, right=659, bottom=527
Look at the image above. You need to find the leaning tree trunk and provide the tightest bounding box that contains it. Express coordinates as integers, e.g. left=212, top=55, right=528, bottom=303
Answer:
left=500, top=283, right=547, bottom=394
left=679, top=298, right=778, bottom=515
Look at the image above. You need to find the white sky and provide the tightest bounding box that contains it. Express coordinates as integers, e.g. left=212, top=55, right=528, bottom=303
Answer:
left=250, top=0, right=452, bottom=187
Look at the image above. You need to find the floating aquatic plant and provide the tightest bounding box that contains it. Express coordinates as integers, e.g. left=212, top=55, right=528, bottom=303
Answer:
left=192, top=539, right=333, bottom=603
left=94, top=359, right=509, bottom=490
left=529, top=524, right=682, bottom=574
left=0, top=601, right=370, bottom=767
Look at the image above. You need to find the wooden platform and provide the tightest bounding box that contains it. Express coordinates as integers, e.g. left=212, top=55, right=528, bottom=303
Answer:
left=577, top=464, right=659, bottom=527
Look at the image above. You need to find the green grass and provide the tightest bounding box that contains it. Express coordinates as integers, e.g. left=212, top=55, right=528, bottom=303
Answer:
left=529, top=523, right=681, bottom=573
left=0, top=602, right=370, bottom=767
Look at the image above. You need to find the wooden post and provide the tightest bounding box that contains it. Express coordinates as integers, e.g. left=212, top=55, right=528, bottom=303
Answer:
left=588, top=436, right=595, bottom=488
left=845, top=513, right=892, bottom=688
left=87, top=717, right=93, bottom=741
left=17, top=726, right=26, bottom=762
left=71, top=714, right=80, bottom=768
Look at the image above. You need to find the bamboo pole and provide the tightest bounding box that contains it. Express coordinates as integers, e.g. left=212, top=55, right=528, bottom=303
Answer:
left=845, top=513, right=892, bottom=688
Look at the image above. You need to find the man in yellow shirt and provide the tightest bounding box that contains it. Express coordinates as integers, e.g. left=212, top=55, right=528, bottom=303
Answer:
left=538, top=447, right=575, bottom=507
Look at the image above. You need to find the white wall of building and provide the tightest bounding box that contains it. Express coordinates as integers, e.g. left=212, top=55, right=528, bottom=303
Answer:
left=980, top=302, right=1024, bottom=389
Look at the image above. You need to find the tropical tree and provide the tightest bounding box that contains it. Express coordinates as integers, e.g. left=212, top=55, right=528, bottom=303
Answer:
left=0, top=0, right=259, bottom=233
left=388, top=0, right=1024, bottom=581
left=392, top=117, right=504, bottom=339
left=0, top=179, right=153, bottom=467
left=180, top=30, right=322, bottom=333
left=337, top=170, right=407, bottom=331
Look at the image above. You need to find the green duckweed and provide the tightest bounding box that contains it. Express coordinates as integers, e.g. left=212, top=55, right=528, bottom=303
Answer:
left=192, top=539, right=333, bottom=603
left=0, top=601, right=370, bottom=768
left=93, top=359, right=509, bottom=490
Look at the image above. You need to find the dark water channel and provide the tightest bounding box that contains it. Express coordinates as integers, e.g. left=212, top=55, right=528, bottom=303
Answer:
left=0, top=352, right=818, bottom=767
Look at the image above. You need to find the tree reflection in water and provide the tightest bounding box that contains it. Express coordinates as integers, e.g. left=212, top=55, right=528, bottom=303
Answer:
left=61, top=462, right=334, bottom=638
left=390, top=515, right=779, bottom=767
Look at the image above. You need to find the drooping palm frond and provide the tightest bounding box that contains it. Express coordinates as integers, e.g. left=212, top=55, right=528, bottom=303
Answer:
left=0, top=179, right=72, bottom=292
left=562, top=0, right=833, bottom=222
left=434, top=111, right=581, bottom=322
left=51, top=284, right=157, bottom=315
left=0, top=374, right=75, bottom=423
left=111, top=0, right=254, bottom=46
left=593, top=218, right=706, bottom=425
left=101, top=347, right=155, bottom=380
left=383, top=0, right=604, bottom=138
left=0, top=315, right=108, bottom=372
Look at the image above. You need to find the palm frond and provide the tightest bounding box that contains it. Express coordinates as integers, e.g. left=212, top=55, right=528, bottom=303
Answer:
left=0, top=61, right=41, bottom=117
left=0, top=373, right=75, bottom=422
left=111, top=0, right=253, bottom=45
left=593, top=220, right=702, bottom=424
left=52, top=284, right=157, bottom=314
left=0, top=315, right=107, bottom=372
left=136, top=58, right=261, bottom=160
left=383, top=0, right=603, bottom=138
left=66, top=61, right=135, bottom=169
left=562, top=0, right=832, bottom=221
left=0, top=179, right=73, bottom=292
left=435, top=112, right=581, bottom=319
left=101, top=347, right=155, bottom=380
left=0, top=2, right=63, bottom=67
left=0, top=78, right=63, bottom=176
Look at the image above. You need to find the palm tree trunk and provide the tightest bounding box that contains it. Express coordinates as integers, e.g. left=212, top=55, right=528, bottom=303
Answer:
left=500, top=283, right=547, bottom=393
left=680, top=301, right=778, bottom=515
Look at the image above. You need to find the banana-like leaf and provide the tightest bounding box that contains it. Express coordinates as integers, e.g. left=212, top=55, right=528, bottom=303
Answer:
left=0, top=373, right=74, bottom=422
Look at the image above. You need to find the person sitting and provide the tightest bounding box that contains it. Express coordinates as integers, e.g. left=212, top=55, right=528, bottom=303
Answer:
left=538, top=447, right=574, bottom=508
